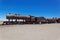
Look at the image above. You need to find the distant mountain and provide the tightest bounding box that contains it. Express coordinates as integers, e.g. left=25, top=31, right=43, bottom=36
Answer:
left=0, top=20, right=3, bottom=24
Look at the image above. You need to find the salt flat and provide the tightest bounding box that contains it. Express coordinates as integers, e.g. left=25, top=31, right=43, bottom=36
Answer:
left=0, top=24, right=60, bottom=40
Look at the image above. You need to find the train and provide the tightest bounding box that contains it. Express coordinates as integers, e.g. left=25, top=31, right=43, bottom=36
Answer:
left=3, top=14, right=60, bottom=25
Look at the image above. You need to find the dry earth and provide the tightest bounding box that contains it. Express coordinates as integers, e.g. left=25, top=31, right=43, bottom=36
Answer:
left=0, top=23, right=60, bottom=40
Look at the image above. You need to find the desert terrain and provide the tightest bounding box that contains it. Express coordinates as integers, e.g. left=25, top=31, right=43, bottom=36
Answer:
left=0, top=23, right=60, bottom=40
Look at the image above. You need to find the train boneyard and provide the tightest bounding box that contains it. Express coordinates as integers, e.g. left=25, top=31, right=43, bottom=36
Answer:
left=2, top=14, right=60, bottom=25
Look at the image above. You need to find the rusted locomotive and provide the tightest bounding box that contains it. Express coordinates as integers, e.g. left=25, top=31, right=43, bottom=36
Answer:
left=3, top=14, right=41, bottom=24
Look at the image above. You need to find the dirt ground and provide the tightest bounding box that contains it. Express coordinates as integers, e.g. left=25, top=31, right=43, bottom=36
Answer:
left=0, top=23, right=60, bottom=40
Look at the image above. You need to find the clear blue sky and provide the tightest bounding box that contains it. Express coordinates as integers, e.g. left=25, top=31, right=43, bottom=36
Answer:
left=0, top=0, right=60, bottom=20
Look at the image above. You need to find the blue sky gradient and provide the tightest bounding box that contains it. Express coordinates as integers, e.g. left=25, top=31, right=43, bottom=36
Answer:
left=0, top=0, right=60, bottom=20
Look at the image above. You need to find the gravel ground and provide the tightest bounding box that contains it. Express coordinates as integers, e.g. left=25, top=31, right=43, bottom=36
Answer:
left=0, top=23, right=60, bottom=40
